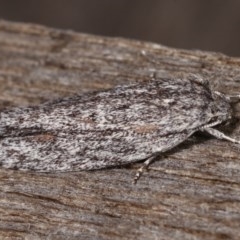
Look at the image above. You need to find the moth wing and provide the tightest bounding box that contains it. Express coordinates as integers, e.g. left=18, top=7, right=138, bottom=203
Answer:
left=0, top=129, right=192, bottom=171
left=0, top=76, right=212, bottom=171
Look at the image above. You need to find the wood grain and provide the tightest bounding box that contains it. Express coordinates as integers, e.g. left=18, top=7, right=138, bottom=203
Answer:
left=0, top=20, right=240, bottom=240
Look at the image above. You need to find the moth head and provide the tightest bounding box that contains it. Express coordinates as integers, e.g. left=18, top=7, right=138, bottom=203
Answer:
left=210, top=91, right=233, bottom=124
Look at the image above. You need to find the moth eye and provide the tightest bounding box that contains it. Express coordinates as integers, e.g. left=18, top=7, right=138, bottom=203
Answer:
left=211, top=108, right=216, bottom=115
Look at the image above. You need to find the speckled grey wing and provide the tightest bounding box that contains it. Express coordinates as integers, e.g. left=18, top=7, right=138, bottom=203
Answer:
left=0, top=77, right=214, bottom=172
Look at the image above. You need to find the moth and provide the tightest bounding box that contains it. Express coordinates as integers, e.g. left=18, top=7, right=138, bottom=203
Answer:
left=0, top=74, right=239, bottom=181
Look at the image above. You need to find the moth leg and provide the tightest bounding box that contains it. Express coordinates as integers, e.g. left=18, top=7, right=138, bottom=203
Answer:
left=226, top=94, right=240, bottom=103
left=213, top=91, right=240, bottom=103
left=202, top=127, right=240, bottom=144
left=133, top=155, right=156, bottom=184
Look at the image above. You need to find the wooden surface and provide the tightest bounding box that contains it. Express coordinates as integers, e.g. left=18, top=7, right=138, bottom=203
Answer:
left=0, top=20, right=240, bottom=240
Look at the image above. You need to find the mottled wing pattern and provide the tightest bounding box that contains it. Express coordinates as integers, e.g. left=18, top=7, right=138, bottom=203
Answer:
left=0, top=77, right=215, bottom=171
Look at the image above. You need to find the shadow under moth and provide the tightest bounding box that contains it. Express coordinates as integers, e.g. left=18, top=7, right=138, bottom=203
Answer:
left=0, top=74, right=239, bottom=181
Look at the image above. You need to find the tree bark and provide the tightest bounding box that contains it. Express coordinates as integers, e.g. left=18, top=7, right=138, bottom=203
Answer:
left=0, top=19, right=240, bottom=240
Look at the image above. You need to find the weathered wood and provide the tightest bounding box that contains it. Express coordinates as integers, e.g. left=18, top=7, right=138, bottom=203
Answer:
left=0, top=19, right=240, bottom=240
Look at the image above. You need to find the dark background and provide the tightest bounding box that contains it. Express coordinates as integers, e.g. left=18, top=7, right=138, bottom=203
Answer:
left=0, top=0, right=240, bottom=56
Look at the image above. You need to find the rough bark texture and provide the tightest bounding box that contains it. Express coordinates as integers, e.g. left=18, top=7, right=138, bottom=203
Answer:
left=0, top=20, right=240, bottom=240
